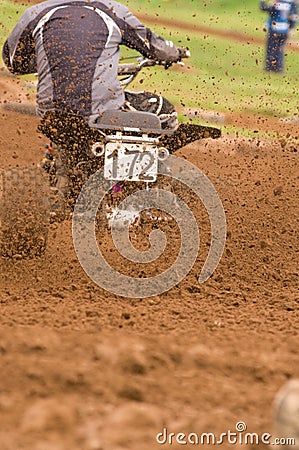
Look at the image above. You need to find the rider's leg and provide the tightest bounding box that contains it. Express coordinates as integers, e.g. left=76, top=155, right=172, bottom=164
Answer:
left=123, top=91, right=178, bottom=130
left=38, top=111, right=98, bottom=201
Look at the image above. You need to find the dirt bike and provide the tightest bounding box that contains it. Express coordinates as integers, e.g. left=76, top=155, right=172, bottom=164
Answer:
left=0, top=55, right=221, bottom=258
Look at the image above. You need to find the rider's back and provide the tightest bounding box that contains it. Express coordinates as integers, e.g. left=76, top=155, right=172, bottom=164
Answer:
left=34, top=1, right=124, bottom=120
left=2, top=0, right=181, bottom=123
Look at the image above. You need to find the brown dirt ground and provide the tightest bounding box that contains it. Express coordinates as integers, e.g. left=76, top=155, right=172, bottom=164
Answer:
left=0, top=15, right=298, bottom=450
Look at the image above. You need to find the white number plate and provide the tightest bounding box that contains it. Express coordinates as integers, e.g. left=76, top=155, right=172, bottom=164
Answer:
left=104, top=142, right=158, bottom=182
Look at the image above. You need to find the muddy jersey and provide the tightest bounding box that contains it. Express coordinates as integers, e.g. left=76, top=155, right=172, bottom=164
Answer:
left=2, top=0, right=181, bottom=122
left=260, top=0, right=298, bottom=34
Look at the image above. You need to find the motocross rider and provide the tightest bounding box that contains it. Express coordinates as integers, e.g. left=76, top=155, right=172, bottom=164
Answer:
left=2, top=0, right=188, bottom=196
left=2, top=0, right=186, bottom=129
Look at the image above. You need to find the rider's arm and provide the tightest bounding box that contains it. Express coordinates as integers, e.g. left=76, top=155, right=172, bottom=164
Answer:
left=124, top=27, right=181, bottom=63
left=2, top=7, right=37, bottom=74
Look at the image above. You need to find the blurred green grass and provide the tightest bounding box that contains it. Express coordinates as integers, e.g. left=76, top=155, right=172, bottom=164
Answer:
left=122, top=0, right=299, bottom=118
left=1, top=0, right=298, bottom=121
left=124, top=0, right=268, bottom=37
left=0, top=0, right=28, bottom=44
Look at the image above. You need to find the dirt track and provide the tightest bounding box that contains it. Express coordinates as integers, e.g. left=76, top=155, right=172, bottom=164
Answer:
left=0, top=71, right=298, bottom=449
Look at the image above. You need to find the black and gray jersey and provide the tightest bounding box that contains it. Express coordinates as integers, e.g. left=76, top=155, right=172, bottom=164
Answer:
left=2, top=0, right=180, bottom=122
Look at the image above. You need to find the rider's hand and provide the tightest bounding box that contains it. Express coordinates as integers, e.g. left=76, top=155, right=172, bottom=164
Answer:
left=163, top=48, right=190, bottom=69
left=178, top=47, right=191, bottom=60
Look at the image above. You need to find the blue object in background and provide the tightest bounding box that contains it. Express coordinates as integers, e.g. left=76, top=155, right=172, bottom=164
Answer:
left=260, top=0, right=298, bottom=72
